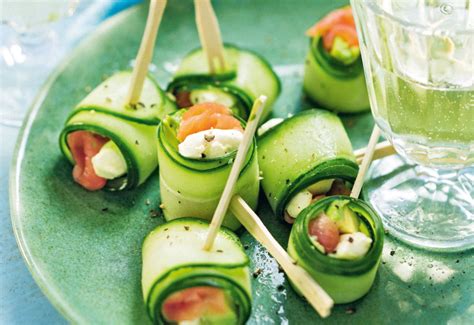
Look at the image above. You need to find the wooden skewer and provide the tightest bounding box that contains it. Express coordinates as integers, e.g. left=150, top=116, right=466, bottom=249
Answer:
left=354, top=140, right=396, bottom=165
left=126, top=0, right=167, bottom=104
left=203, top=95, right=268, bottom=250
left=350, top=126, right=381, bottom=198
left=230, top=196, right=334, bottom=318
left=194, top=0, right=226, bottom=74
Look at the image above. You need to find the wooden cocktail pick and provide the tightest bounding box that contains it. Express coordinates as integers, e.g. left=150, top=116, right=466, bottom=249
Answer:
left=203, top=95, right=267, bottom=250
left=126, top=0, right=167, bottom=104
left=351, top=126, right=381, bottom=198
left=194, top=0, right=226, bottom=74
left=230, top=196, right=334, bottom=318
left=354, top=140, right=395, bottom=165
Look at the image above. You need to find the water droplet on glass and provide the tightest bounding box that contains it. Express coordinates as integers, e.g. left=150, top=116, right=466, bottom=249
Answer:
left=439, top=3, right=453, bottom=15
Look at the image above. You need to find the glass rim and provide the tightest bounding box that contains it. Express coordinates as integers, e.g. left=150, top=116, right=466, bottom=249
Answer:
left=353, top=0, right=474, bottom=36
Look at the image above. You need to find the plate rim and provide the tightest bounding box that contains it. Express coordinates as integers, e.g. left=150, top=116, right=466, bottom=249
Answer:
left=8, top=5, right=143, bottom=323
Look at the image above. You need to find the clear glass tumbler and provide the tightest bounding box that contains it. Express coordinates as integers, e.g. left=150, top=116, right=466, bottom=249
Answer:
left=0, top=0, right=80, bottom=126
left=351, top=0, right=473, bottom=251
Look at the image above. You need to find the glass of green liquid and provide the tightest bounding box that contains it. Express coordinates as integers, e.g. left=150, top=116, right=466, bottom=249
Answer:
left=351, top=0, right=473, bottom=251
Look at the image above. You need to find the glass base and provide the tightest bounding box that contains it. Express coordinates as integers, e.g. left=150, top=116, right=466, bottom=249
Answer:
left=363, top=155, right=474, bottom=252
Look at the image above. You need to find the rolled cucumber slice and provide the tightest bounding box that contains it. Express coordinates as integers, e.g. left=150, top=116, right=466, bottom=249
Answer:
left=258, top=109, right=358, bottom=218
left=157, top=110, right=259, bottom=231
left=303, top=36, right=369, bottom=113
left=59, top=71, right=176, bottom=190
left=168, top=44, right=281, bottom=121
left=288, top=196, right=384, bottom=304
left=142, top=218, right=251, bottom=324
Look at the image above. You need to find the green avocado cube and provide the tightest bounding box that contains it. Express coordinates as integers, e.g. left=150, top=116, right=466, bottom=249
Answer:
left=325, top=199, right=348, bottom=222
left=337, top=206, right=360, bottom=234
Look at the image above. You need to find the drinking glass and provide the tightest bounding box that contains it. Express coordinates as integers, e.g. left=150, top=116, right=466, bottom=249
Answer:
left=0, top=0, right=80, bottom=126
left=351, top=0, right=473, bottom=251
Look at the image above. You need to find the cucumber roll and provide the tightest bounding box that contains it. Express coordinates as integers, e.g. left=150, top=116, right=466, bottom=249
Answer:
left=142, top=218, right=252, bottom=324
left=167, top=44, right=280, bottom=121
left=288, top=196, right=384, bottom=303
left=157, top=102, right=259, bottom=231
left=59, top=71, right=176, bottom=191
left=303, top=6, right=369, bottom=113
left=257, top=109, right=358, bottom=224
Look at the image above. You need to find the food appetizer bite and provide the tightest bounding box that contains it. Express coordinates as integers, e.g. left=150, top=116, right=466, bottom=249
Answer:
left=59, top=72, right=176, bottom=191
left=157, top=102, right=259, bottom=230
left=142, top=218, right=252, bottom=324
left=257, top=109, right=358, bottom=224
left=287, top=196, right=384, bottom=303
left=167, top=44, right=280, bottom=121
left=303, top=6, right=369, bottom=113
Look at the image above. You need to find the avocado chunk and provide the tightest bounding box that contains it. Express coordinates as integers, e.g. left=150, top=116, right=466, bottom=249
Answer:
left=307, top=179, right=334, bottom=195
left=325, top=199, right=348, bottom=222
left=326, top=200, right=360, bottom=233
left=337, top=206, right=360, bottom=234
left=329, top=36, right=360, bottom=65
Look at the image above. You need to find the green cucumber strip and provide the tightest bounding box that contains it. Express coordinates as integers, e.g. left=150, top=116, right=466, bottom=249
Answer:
left=258, top=109, right=357, bottom=217
left=59, top=110, right=157, bottom=190
left=142, top=219, right=251, bottom=323
left=159, top=156, right=259, bottom=230
left=287, top=195, right=384, bottom=303
left=167, top=44, right=280, bottom=121
left=157, top=111, right=259, bottom=230
left=186, top=86, right=248, bottom=119
left=150, top=268, right=251, bottom=324
left=74, top=71, right=176, bottom=125
left=303, top=37, right=369, bottom=113
left=312, top=36, right=363, bottom=78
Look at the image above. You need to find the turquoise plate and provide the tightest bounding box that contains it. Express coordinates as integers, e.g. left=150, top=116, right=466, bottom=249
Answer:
left=10, top=1, right=473, bottom=324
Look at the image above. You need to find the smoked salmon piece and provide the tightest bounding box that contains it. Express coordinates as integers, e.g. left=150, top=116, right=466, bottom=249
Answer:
left=309, top=213, right=340, bottom=253
left=306, top=6, right=358, bottom=51
left=327, top=179, right=352, bottom=196
left=162, top=286, right=230, bottom=322
left=67, top=131, right=108, bottom=191
left=175, top=91, right=193, bottom=108
left=177, top=102, right=243, bottom=142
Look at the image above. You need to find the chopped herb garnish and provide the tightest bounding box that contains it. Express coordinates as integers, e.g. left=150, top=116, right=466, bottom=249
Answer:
left=204, top=133, right=215, bottom=142
left=216, top=249, right=223, bottom=253
left=390, top=250, right=395, bottom=256
left=135, top=140, right=140, bottom=145
left=253, top=268, right=262, bottom=278
left=345, top=307, right=356, bottom=315
left=184, top=226, right=190, bottom=231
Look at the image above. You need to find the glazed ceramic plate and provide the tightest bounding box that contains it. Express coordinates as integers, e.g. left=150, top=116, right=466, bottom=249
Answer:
left=11, top=1, right=472, bottom=324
